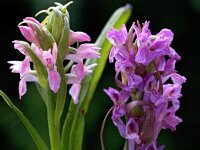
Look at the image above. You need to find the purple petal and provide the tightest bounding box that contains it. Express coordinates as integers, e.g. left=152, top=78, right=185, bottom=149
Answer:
left=150, top=91, right=164, bottom=106
left=112, top=117, right=126, bottom=138
left=167, top=47, right=181, bottom=60
left=107, top=24, right=127, bottom=46
left=112, top=105, right=125, bottom=118
left=125, top=118, right=141, bottom=144
left=135, top=47, right=149, bottom=65
left=142, top=21, right=150, bottom=33
left=104, top=87, right=120, bottom=104
left=156, top=56, right=166, bottom=71
left=156, top=28, right=174, bottom=45
left=109, top=46, right=119, bottom=63
left=171, top=73, right=186, bottom=84
left=162, top=107, right=182, bottom=131
left=164, top=58, right=176, bottom=75
left=127, top=73, right=143, bottom=89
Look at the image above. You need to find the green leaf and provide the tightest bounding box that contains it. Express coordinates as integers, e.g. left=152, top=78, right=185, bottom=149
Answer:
left=0, top=90, right=49, bottom=150
left=83, top=4, right=132, bottom=111
left=57, top=15, right=70, bottom=60
left=61, top=4, right=132, bottom=150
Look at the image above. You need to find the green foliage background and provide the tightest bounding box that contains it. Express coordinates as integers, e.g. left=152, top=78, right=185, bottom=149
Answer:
left=0, top=0, right=199, bottom=149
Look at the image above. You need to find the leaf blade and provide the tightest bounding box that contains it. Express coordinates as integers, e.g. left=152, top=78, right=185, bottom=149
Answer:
left=61, top=4, right=132, bottom=150
left=0, top=90, right=49, bottom=150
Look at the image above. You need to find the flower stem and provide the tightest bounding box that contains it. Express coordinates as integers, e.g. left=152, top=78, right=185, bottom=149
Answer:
left=47, top=94, right=61, bottom=150
left=100, top=107, right=113, bottom=150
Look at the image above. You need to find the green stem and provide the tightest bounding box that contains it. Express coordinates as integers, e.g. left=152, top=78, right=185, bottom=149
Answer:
left=47, top=93, right=61, bottom=150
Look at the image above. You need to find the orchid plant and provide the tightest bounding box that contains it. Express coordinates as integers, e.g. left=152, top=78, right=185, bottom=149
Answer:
left=0, top=1, right=185, bottom=150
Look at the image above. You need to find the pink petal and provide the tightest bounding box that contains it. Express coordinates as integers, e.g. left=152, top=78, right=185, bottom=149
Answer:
left=73, top=63, right=86, bottom=81
left=12, top=40, right=26, bottom=55
left=19, top=74, right=38, bottom=99
left=77, top=44, right=100, bottom=51
left=52, top=43, right=58, bottom=62
left=48, top=69, right=61, bottom=93
left=24, top=17, right=42, bottom=27
left=20, top=57, right=30, bottom=77
left=66, top=73, right=77, bottom=84
left=65, top=54, right=82, bottom=63
left=69, top=83, right=81, bottom=104
left=69, top=30, right=91, bottom=45
left=23, top=17, right=42, bottom=32
left=78, top=50, right=100, bottom=59
left=7, top=61, right=22, bottom=73
left=31, top=44, right=43, bottom=62
left=18, top=26, right=38, bottom=44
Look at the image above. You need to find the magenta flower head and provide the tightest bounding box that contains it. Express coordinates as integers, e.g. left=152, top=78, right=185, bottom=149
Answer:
left=105, top=21, right=186, bottom=149
left=8, top=2, right=100, bottom=103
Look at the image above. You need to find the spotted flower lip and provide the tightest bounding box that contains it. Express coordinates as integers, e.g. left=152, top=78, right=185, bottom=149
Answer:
left=105, top=21, right=186, bottom=149
left=42, top=43, right=61, bottom=93
left=125, top=118, right=141, bottom=144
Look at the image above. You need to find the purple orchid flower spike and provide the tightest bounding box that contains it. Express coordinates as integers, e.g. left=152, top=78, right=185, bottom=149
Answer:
left=105, top=20, right=186, bottom=150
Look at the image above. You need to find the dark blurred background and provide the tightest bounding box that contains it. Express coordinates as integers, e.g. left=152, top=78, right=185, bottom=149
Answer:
left=0, top=0, right=199, bottom=149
